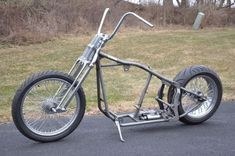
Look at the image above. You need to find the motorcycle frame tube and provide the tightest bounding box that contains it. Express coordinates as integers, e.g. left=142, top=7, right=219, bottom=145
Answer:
left=96, top=51, right=183, bottom=122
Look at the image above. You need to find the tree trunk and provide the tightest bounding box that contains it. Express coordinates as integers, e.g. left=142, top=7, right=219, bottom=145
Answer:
left=227, top=0, right=231, bottom=8
left=181, top=0, right=188, bottom=8
left=175, top=0, right=181, bottom=7
left=163, top=0, right=174, bottom=25
left=163, top=0, right=174, bottom=7
left=219, top=0, right=225, bottom=8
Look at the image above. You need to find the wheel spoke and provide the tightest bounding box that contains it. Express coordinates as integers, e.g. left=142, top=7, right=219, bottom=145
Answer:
left=181, top=75, right=218, bottom=118
left=21, top=78, right=80, bottom=136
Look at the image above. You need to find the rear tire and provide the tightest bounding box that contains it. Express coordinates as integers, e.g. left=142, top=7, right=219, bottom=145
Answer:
left=168, top=65, right=222, bottom=124
left=12, top=70, right=86, bottom=142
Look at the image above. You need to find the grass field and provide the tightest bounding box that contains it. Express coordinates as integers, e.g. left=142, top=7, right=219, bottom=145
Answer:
left=0, top=28, right=235, bottom=122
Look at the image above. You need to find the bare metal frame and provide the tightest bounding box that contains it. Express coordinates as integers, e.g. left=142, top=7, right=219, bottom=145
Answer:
left=53, top=8, right=206, bottom=142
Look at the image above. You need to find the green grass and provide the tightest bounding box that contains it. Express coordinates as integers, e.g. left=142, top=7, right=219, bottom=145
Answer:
left=0, top=28, right=235, bottom=122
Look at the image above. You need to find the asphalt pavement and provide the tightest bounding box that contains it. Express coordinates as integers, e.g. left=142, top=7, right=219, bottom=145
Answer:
left=0, top=101, right=235, bottom=156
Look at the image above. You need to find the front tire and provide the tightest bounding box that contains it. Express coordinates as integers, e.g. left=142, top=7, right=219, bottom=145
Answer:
left=12, top=70, right=86, bottom=142
left=168, top=65, right=222, bottom=124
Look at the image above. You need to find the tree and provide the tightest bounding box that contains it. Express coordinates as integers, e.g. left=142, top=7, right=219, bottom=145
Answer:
left=163, top=0, right=174, bottom=25
left=219, top=0, right=225, bottom=8
left=176, top=0, right=189, bottom=8
left=181, top=0, right=188, bottom=8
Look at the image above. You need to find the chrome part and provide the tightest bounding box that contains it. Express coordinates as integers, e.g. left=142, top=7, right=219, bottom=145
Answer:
left=56, top=62, right=91, bottom=110
left=97, top=8, right=153, bottom=41
left=139, top=113, right=161, bottom=120
left=90, top=48, right=101, bottom=66
left=21, top=78, right=80, bottom=136
left=55, top=34, right=106, bottom=111
left=181, top=76, right=218, bottom=118
left=98, top=8, right=110, bottom=34
left=108, top=12, right=153, bottom=40
left=41, top=98, right=57, bottom=114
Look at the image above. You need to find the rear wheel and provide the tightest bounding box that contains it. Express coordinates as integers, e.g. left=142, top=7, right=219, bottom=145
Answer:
left=168, top=65, right=222, bottom=124
left=12, top=71, right=86, bottom=142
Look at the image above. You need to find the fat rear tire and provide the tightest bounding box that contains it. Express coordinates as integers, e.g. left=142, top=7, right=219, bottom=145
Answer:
left=168, top=65, right=222, bottom=124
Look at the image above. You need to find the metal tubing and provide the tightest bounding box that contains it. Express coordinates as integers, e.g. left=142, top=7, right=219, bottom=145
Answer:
left=108, top=12, right=153, bottom=40
left=56, top=63, right=92, bottom=109
left=68, top=58, right=81, bottom=75
left=179, top=102, right=203, bottom=117
left=56, top=63, right=87, bottom=109
left=95, top=58, right=113, bottom=119
left=115, top=120, right=125, bottom=142
left=134, top=73, right=152, bottom=117
left=180, top=87, right=207, bottom=101
left=64, top=67, right=92, bottom=108
left=96, top=59, right=115, bottom=120
left=97, top=8, right=110, bottom=34
left=156, top=98, right=173, bottom=108
left=101, top=63, right=122, bottom=67
left=120, top=118, right=169, bottom=127
left=172, top=88, right=181, bottom=120
left=157, top=84, right=165, bottom=110
left=99, top=51, right=176, bottom=86
left=96, top=59, right=106, bottom=115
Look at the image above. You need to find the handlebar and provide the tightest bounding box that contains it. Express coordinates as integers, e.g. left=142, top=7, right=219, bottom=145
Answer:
left=97, top=8, right=110, bottom=34
left=97, top=8, right=154, bottom=40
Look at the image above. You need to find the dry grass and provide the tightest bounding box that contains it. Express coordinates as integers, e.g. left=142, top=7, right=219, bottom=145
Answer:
left=0, top=28, right=235, bottom=122
left=1, top=0, right=235, bottom=45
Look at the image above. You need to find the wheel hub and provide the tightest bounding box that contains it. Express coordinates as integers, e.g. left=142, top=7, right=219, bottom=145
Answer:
left=41, top=98, right=57, bottom=114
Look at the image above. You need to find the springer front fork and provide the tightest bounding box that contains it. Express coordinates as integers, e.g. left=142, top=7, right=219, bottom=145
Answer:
left=53, top=58, right=93, bottom=112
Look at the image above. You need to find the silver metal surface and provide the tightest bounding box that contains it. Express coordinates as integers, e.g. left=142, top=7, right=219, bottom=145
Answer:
left=98, top=8, right=110, bottom=34
left=108, top=12, right=153, bottom=40
left=181, top=75, right=218, bottom=118
left=29, top=8, right=220, bottom=141
left=115, top=120, right=125, bottom=142
left=21, top=78, right=80, bottom=136
left=56, top=62, right=91, bottom=110
left=134, top=73, right=152, bottom=117
left=172, top=88, right=181, bottom=120
left=97, top=8, right=153, bottom=41
left=120, top=118, right=169, bottom=127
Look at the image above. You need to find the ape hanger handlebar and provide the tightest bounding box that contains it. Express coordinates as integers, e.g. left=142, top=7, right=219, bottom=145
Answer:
left=97, top=8, right=154, bottom=41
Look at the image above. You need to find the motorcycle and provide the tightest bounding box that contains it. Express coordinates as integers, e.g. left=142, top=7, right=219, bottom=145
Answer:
left=12, top=8, right=223, bottom=142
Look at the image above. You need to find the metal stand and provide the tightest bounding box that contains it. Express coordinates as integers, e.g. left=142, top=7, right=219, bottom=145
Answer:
left=115, top=119, right=125, bottom=142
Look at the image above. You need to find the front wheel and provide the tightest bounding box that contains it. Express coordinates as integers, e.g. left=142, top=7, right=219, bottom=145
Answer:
left=12, top=70, right=86, bottom=142
left=168, top=65, right=223, bottom=124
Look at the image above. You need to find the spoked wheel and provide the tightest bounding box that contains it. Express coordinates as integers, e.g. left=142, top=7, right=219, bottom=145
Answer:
left=12, top=71, right=86, bottom=142
left=168, top=65, right=222, bottom=124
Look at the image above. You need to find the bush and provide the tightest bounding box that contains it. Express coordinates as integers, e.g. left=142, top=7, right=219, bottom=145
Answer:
left=0, top=0, right=234, bottom=44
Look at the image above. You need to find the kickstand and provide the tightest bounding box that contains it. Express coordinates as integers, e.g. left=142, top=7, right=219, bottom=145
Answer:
left=115, top=119, right=125, bottom=142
